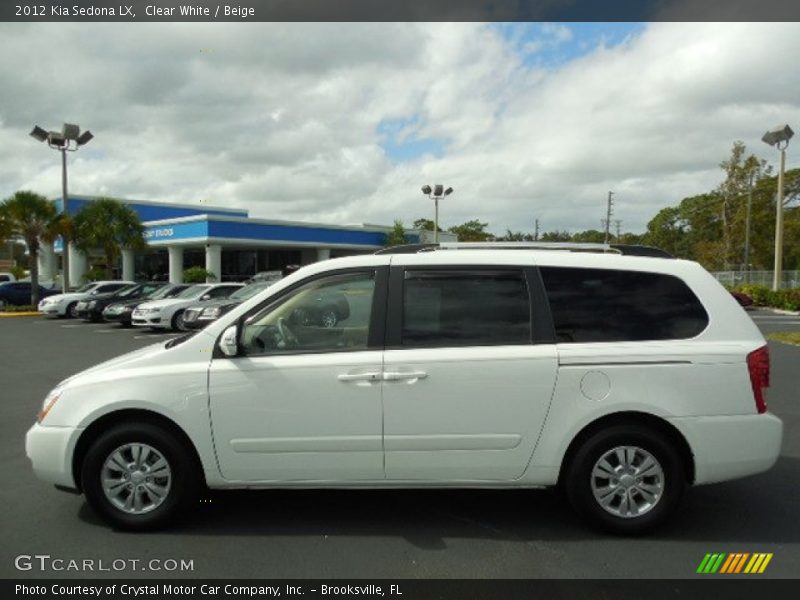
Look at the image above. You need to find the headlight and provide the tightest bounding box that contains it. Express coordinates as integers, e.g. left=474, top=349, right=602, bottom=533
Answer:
left=201, top=306, right=221, bottom=318
left=88, top=301, right=96, bottom=309
left=37, top=387, right=63, bottom=423
left=105, top=304, right=126, bottom=314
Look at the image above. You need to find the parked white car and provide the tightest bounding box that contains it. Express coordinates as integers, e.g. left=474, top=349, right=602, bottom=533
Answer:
left=38, top=280, right=134, bottom=318
left=131, top=283, right=243, bottom=331
left=25, top=244, right=782, bottom=533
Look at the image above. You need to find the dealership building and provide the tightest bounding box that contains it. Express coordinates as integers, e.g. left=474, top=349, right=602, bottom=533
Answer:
left=39, top=196, right=451, bottom=284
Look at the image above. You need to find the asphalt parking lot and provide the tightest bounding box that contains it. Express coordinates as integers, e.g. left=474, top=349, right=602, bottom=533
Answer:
left=1, top=309, right=798, bottom=579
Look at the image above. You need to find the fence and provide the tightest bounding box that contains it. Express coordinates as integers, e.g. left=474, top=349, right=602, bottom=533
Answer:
left=711, top=270, right=800, bottom=289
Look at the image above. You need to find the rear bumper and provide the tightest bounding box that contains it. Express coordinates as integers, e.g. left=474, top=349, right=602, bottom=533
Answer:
left=25, top=423, right=82, bottom=489
left=667, top=413, right=783, bottom=485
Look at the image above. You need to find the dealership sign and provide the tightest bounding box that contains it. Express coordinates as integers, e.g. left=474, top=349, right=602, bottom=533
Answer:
left=144, top=228, right=175, bottom=240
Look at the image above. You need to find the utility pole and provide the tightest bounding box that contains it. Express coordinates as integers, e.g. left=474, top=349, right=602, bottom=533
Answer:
left=534, top=218, right=540, bottom=241
left=614, top=219, right=622, bottom=241
left=603, top=191, right=615, bottom=245
left=744, top=169, right=754, bottom=282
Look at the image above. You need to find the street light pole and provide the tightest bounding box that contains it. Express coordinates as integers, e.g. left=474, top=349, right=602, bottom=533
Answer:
left=774, top=145, right=786, bottom=291
left=761, top=124, right=793, bottom=291
left=60, top=146, right=70, bottom=292
left=421, top=185, right=453, bottom=244
left=30, top=123, right=93, bottom=292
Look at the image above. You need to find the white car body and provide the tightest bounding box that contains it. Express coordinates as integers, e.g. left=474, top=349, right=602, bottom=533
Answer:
left=38, top=280, right=134, bottom=317
left=25, top=248, right=783, bottom=531
left=131, top=283, right=243, bottom=330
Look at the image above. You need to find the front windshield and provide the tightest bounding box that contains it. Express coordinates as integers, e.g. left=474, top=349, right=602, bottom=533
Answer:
left=146, top=284, right=176, bottom=299
left=176, top=284, right=211, bottom=299
left=115, top=284, right=143, bottom=298
left=75, top=283, right=95, bottom=293
left=230, top=283, right=271, bottom=300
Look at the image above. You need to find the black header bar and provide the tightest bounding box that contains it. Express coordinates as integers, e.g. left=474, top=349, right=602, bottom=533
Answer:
left=2, top=0, right=800, bottom=22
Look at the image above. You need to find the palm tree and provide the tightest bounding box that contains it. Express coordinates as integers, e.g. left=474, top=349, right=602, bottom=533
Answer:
left=0, top=191, right=57, bottom=305
left=42, top=212, right=76, bottom=289
left=73, top=197, right=146, bottom=278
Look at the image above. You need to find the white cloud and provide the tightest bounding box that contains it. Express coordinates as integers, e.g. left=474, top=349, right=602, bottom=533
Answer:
left=0, top=22, right=798, bottom=236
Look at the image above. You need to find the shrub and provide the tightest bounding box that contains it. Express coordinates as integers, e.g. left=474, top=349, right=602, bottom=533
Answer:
left=83, top=266, right=109, bottom=282
left=10, top=264, right=26, bottom=280
left=738, top=284, right=772, bottom=306
left=183, top=266, right=216, bottom=283
left=0, top=304, right=37, bottom=312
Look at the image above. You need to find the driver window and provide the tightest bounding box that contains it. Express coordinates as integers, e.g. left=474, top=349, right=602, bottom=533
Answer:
left=240, top=271, right=376, bottom=356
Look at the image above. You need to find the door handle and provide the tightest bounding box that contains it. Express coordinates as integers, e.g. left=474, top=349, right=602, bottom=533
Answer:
left=337, top=372, right=381, bottom=382
left=383, top=371, right=428, bottom=381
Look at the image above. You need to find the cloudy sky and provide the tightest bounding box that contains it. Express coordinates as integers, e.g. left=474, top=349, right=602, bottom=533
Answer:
left=0, top=22, right=798, bottom=236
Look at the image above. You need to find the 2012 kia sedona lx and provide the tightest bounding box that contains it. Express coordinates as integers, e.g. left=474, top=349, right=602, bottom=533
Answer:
left=25, top=243, right=783, bottom=534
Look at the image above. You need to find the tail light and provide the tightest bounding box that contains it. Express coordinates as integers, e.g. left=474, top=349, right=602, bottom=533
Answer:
left=746, top=345, right=770, bottom=414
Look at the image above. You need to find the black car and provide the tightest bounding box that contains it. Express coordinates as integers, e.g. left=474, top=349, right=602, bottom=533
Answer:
left=0, top=282, right=60, bottom=308
left=182, top=281, right=276, bottom=329
left=78, top=282, right=175, bottom=322
left=101, top=283, right=191, bottom=326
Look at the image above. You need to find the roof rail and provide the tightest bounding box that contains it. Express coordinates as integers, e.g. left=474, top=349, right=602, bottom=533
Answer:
left=375, top=242, right=674, bottom=258
left=439, top=241, right=618, bottom=253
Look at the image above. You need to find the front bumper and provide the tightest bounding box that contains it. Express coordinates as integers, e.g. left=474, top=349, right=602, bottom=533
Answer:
left=38, top=303, right=63, bottom=316
left=132, top=311, right=164, bottom=327
left=102, top=310, right=132, bottom=324
left=668, top=413, right=783, bottom=485
left=25, top=423, right=82, bottom=489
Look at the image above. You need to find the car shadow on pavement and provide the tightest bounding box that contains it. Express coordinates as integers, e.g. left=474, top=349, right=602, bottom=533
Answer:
left=77, top=456, right=800, bottom=545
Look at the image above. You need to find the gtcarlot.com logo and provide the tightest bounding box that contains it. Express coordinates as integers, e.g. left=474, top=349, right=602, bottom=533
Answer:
left=696, top=552, right=773, bottom=574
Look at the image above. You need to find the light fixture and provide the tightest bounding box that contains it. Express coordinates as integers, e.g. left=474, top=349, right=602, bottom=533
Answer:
left=420, top=184, right=455, bottom=244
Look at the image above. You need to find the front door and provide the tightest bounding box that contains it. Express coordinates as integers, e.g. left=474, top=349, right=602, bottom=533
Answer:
left=209, top=268, right=387, bottom=482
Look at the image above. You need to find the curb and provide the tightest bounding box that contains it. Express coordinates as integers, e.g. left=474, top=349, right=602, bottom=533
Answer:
left=0, top=311, right=42, bottom=318
left=765, top=308, right=800, bottom=316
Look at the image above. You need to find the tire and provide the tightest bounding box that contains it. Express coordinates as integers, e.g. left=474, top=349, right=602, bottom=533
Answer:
left=171, top=310, right=186, bottom=331
left=563, top=424, right=684, bottom=535
left=80, top=422, right=200, bottom=531
left=66, top=302, right=78, bottom=318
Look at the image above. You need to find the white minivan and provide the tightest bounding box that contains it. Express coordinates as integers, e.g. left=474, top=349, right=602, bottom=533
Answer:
left=25, top=243, right=782, bottom=533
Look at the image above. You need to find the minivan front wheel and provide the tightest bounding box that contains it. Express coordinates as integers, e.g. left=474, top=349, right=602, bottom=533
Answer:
left=81, top=422, right=199, bottom=530
left=564, top=425, right=684, bottom=535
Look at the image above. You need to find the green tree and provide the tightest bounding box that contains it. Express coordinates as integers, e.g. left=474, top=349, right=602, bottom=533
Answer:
left=412, top=218, right=443, bottom=232
left=42, top=212, right=77, bottom=289
left=72, top=198, right=147, bottom=277
left=572, top=229, right=606, bottom=243
left=0, top=190, right=57, bottom=305
left=539, top=230, right=573, bottom=242
left=497, top=229, right=534, bottom=242
left=183, top=266, right=216, bottom=283
left=0, top=209, right=13, bottom=247
left=448, top=219, right=493, bottom=242
left=384, top=219, right=408, bottom=247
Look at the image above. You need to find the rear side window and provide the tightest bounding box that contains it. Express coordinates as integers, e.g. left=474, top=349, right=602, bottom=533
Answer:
left=539, top=267, right=708, bottom=343
left=402, top=270, right=531, bottom=347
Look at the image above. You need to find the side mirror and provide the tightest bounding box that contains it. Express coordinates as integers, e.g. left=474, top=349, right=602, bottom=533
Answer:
left=219, top=325, right=239, bottom=357
left=200, top=294, right=211, bottom=301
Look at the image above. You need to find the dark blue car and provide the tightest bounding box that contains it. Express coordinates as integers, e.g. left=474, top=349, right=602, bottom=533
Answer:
left=0, top=282, right=60, bottom=308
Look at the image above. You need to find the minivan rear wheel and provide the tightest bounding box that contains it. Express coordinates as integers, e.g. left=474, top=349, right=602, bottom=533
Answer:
left=81, top=422, right=200, bottom=530
left=563, top=424, right=684, bottom=535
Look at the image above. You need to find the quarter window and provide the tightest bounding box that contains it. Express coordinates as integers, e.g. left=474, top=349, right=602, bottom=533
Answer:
left=539, top=267, right=709, bottom=343
left=401, top=270, right=531, bottom=348
left=240, top=271, right=376, bottom=355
